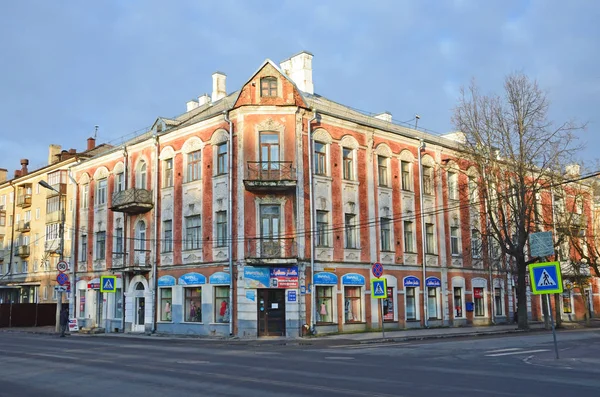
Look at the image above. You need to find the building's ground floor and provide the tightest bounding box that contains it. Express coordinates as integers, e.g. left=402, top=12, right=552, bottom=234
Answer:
left=64, top=261, right=600, bottom=337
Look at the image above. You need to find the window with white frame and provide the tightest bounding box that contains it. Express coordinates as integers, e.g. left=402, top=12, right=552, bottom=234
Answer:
left=448, top=171, right=458, bottom=200
left=450, top=226, right=460, bottom=255
left=216, top=143, right=228, bottom=175
left=96, top=179, right=107, bottom=205
left=114, top=288, right=122, bottom=319
left=22, top=261, right=28, bottom=274
left=184, top=287, right=202, bottom=322
left=425, top=223, right=435, bottom=254
left=163, top=158, right=174, bottom=187
left=187, top=150, right=201, bottom=182
left=454, top=287, right=463, bottom=317
left=185, top=215, right=201, bottom=250
left=427, top=287, right=438, bottom=319
left=406, top=287, right=417, bottom=320
left=316, top=210, right=329, bottom=247
left=215, top=286, right=230, bottom=323
left=380, top=217, right=391, bottom=251
left=162, top=220, right=173, bottom=252
left=474, top=287, right=485, bottom=316
left=314, top=142, right=327, bottom=175
left=95, top=231, right=106, bottom=260
left=216, top=211, right=227, bottom=247
left=403, top=221, right=414, bottom=253
left=160, top=288, right=172, bottom=321
left=115, top=172, right=124, bottom=193
left=342, top=148, right=354, bottom=180
left=316, top=286, right=334, bottom=324
left=344, top=286, right=362, bottom=323
left=494, top=288, right=503, bottom=315
left=401, top=160, right=411, bottom=191
left=422, top=166, right=433, bottom=195
left=345, top=213, right=357, bottom=249
left=81, top=184, right=89, bottom=209
left=378, top=156, right=389, bottom=187
left=468, top=176, right=478, bottom=203
left=471, top=229, right=482, bottom=258
left=114, top=228, right=123, bottom=254
left=78, top=289, right=85, bottom=316
left=136, top=161, right=147, bottom=189
left=81, top=234, right=87, bottom=262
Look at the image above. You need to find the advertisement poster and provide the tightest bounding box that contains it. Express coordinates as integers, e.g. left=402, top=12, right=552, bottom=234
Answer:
left=270, top=267, right=299, bottom=288
left=383, top=287, right=394, bottom=321
left=244, top=266, right=299, bottom=289
left=244, top=267, right=271, bottom=288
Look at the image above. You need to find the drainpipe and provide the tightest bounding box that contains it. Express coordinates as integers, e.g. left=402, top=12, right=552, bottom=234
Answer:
left=482, top=168, right=496, bottom=325
left=5, top=182, right=16, bottom=280
left=224, top=111, right=234, bottom=337
left=122, top=146, right=128, bottom=332
left=152, top=135, right=159, bottom=333
left=68, top=162, right=79, bottom=319
left=417, top=139, right=428, bottom=328
left=308, top=110, right=318, bottom=331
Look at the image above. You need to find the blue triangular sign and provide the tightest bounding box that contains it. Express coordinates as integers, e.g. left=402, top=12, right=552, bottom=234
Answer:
left=103, top=279, right=113, bottom=290
left=375, top=283, right=384, bottom=296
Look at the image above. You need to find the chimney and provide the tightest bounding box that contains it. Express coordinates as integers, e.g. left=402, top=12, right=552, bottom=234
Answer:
left=198, top=94, right=211, bottom=106
left=212, top=72, right=227, bottom=102
left=69, top=148, right=77, bottom=154
left=186, top=100, right=199, bottom=112
left=374, top=112, right=392, bottom=122
left=14, top=170, right=21, bottom=178
left=280, top=51, right=314, bottom=94
left=566, top=163, right=581, bottom=177
left=20, top=159, right=28, bottom=176
left=48, top=144, right=62, bottom=165
left=0, top=168, right=7, bottom=183
left=87, top=137, right=96, bottom=151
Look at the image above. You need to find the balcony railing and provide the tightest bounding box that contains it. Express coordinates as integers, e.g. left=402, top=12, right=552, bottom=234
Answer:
left=244, top=161, right=297, bottom=191
left=15, top=220, right=31, bottom=233
left=44, top=183, right=67, bottom=198
left=46, top=210, right=62, bottom=224
left=16, top=194, right=32, bottom=208
left=245, top=238, right=297, bottom=259
left=110, top=188, right=153, bottom=214
left=17, top=245, right=30, bottom=258
left=44, top=239, right=60, bottom=253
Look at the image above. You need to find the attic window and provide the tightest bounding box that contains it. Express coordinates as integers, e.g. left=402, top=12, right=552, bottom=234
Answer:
left=260, top=77, right=278, bottom=97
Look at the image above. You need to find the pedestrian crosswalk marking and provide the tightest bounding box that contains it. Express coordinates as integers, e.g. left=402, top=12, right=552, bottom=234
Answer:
left=537, top=269, right=557, bottom=287
left=485, top=349, right=549, bottom=357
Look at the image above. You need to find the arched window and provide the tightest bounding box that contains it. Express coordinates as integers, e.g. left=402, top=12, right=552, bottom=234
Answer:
left=136, top=161, right=147, bottom=189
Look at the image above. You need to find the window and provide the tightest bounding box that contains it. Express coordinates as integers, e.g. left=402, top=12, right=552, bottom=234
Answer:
left=260, top=77, right=278, bottom=97
left=187, top=151, right=201, bottom=182
left=47, top=196, right=61, bottom=215
left=35, top=208, right=40, bottom=220
left=406, top=287, right=416, bottom=320
left=96, top=179, right=107, bottom=206
left=317, top=286, right=334, bottom=323
left=115, top=172, right=124, bottom=193
left=184, top=287, right=202, bottom=322
left=162, top=221, right=173, bottom=252
left=316, top=211, right=329, bottom=247
left=160, top=288, right=172, bottom=322
left=78, top=289, right=86, bottom=317
left=95, top=231, right=106, bottom=260
left=344, top=286, right=362, bottom=323
left=185, top=215, right=201, bottom=250
left=562, top=290, right=572, bottom=313
left=427, top=288, right=438, bottom=319
left=454, top=287, right=463, bottom=317
left=494, top=288, right=503, bottom=316
left=260, top=132, right=280, bottom=175
left=425, top=223, right=435, bottom=254
left=81, top=234, right=87, bottom=262
left=163, top=158, right=174, bottom=187
left=345, top=213, right=357, bottom=249
left=403, top=221, right=414, bottom=253
left=314, top=142, right=327, bottom=175
left=474, top=287, right=485, bottom=316
left=342, top=148, right=353, bottom=180
left=215, top=286, right=230, bottom=323
left=114, top=288, right=122, bottom=319
left=450, top=226, right=460, bottom=255
left=401, top=161, right=411, bottom=191
left=471, top=229, right=482, bottom=258
left=81, top=184, right=89, bottom=209
left=115, top=228, right=123, bottom=254
left=448, top=171, right=458, bottom=200
left=216, top=211, right=227, bottom=247
left=22, top=261, right=28, bottom=274
left=0, top=211, right=5, bottom=227
left=378, top=156, right=389, bottom=187
left=383, top=287, right=394, bottom=322
left=423, top=166, right=433, bottom=195
left=468, top=176, right=477, bottom=203
left=380, top=217, right=391, bottom=251
left=136, top=162, right=147, bottom=189
left=216, top=143, right=228, bottom=175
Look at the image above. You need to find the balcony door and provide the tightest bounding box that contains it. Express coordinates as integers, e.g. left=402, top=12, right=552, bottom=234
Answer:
left=260, top=132, right=280, bottom=180
left=135, top=221, right=146, bottom=265
left=260, top=205, right=280, bottom=257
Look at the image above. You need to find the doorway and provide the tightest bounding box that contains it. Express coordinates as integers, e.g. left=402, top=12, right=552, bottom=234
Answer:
left=134, top=297, right=145, bottom=332
left=257, top=289, right=286, bottom=336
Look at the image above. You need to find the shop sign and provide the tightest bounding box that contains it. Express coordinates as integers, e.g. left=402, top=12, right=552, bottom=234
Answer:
left=178, top=273, right=206, bottom=285
left=425, top=277, right=441, bottom=288
left=88, top=282, right=100, bottom=290
left=209, top=272, right=231, bottom=285
left=342, top=273, right=365, bottom=286
left=246, top=290, right=256, bottom=301
left=313, top=272, right=338, bottom=285
left=474, top=288, right=483, bottom=299
left=157, top=275, right=176, bottom=287
left=270, top=267, right=299, bottom=288
left=288, top=290, right=297, bottom=302
left=403, top=276, right=420, bottom=287
left=244, top=266, right=271, bottom=288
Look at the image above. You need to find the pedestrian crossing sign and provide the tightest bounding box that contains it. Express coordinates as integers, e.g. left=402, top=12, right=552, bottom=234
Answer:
left=100, top=276, right=117, bottom=293
left=371, top=278, right=387, bottom=299
left=529, top=262, right=563, bottom=295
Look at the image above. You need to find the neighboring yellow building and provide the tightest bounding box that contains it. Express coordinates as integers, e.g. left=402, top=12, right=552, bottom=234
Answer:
left=0, top=138, right=110, bottom=303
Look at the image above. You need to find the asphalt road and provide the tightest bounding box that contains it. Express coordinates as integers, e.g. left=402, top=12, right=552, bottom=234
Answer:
left=1, top=329, right=599, bottom=397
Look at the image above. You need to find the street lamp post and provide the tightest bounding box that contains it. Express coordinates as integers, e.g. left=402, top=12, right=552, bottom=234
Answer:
left=39, top=180, right=65, bottom=333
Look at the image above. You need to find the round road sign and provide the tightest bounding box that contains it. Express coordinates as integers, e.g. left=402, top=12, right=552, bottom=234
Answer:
left=372, top=262, right=384, bottom=278
left=57, top=272, right=69, bottom=286
left=57, top=261, right=69, bottom=273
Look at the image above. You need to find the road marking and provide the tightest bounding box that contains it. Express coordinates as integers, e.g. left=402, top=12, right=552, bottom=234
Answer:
left=325, top=356, right=355, bottom=360
left=330, top=342, right=410, bottom=349
left=485, top=349, right=549, bottom=357
left=484, top=348, right=522, bottom=354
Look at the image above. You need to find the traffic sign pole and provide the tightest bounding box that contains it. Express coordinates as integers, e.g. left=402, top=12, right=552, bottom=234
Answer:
left=547, top=296, right=559, bottom=359
left=380, top=299, right=385, bottom=339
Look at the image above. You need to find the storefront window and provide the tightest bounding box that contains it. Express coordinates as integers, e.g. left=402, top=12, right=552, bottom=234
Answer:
left=427, top=288, right=438, bottom=319
left=474, top=287, right=485, bottom=316
left=406, top=287, right=416, bottom=320
left=317, top=286, right=334, bottom=324
left=78, top=289, right=86, bottom=318
left=494, top=288, right=503, bottom=316
left=215, top=286, right=230, bottom=323
left=184, top=287, right=202, bottom=322
left=114, top=288, right=122, bottom=319
left=562, top=291, right=572, bottom=313
left=344, top=286, right=362, bottom=323
left=454, top=287, right=463, bottom=317
left=160, top=288, right=172, bottom=322
left=383, top=287, right=394, bottom=322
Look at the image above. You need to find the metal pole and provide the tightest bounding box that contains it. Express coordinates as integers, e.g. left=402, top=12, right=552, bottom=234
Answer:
left=546, top=295, right=559, bottom=359
left=417, top=139, right=428, bottom=327
left=56, top=191, right=65, bottom=332
left=380, top=298, right=385, bottom=339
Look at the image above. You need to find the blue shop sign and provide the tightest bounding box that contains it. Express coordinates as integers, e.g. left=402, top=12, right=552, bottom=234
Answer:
left=404, top=276, right=421, bottom=287
left=342, top=273, right=365, bottom=286
left=426, top=277, right=441, bottom=288
left=179, top=272, right=206, bottom=285
left=209, top=272, right=231, bottom=285
left=314, top=272, right=338, bottom=285
left=244, top=266, right=271, bottom=289
left=157, top=275, right=176, bottom=287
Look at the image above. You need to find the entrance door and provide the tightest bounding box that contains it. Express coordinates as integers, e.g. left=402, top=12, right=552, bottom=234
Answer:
left=257, top=289, right=286, bottom=336
left=134, top=297, right=145, bottom=332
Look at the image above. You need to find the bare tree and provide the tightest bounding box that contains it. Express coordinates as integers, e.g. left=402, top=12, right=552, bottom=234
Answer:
left=452, top=73, right=583, bottom=329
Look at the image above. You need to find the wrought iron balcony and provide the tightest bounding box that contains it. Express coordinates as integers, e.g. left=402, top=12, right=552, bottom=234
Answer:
left=110, top=188, right=153, bottom=214
left=111, top=250, right=151, bottom=273
left=245, top=238, right=297, bottom=260
left=16, top=194, right=32, bottom=208
left=17, top=245, right=30, bottom=258
left=15, top=220, right=31, bottom=233
left=244, top=161, right=297, bottom=191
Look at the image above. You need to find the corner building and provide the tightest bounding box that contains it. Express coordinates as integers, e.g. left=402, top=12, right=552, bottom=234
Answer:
left=71, top=52, right=598, bottom=336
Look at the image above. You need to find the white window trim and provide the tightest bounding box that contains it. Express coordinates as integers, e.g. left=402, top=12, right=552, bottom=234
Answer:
left=404, top=285, right=421, bottom=321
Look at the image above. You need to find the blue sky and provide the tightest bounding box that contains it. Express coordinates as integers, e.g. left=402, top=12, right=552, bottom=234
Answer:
left=1, top=0, right=598, bottom=174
